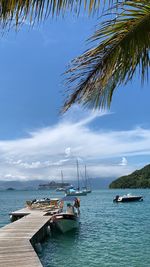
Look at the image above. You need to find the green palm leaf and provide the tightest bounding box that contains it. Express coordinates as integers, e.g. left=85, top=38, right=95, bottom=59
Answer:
left=0, top=0, right=112, bottom=27
left=63, top=0, right=150, bottom=111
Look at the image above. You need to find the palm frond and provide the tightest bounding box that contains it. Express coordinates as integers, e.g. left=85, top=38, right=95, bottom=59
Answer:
left=0, top=0, right=115, bottom=27
left=63, top=0, right=150, bottom=112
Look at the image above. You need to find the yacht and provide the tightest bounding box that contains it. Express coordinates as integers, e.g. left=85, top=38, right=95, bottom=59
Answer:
left=82, top=165, right=92, bottom=193
left=65, top=160, right=87, bottom=196
left=56, top=171, right=66, bottom=192
left=66, top=188, right=87, bottom=196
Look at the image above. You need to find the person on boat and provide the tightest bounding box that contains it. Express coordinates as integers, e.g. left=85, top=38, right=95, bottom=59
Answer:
left=67, top=203, right=74, bottom=214
left=74, top=198, right=80, bottom=214
left=59, top=200, right=64, bottom=210
left=114, top=195, right=119, bottom=202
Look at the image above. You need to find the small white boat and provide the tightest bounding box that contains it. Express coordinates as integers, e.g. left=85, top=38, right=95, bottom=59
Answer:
left=113, top=193, right=143, bottom=202
left=50, top=196, right=80, bottom=233
left=56, top=187, right=66, bottom=192
left=56, top=185, right=74, bottom=192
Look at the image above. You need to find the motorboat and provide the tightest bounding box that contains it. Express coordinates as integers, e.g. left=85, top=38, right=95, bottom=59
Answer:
left=56, top=187, right=66, bottom=192
left=113, top=193, right=143, bottom=202
left=56, top=184, right=74, bottom=193
left=50, top=196, right=80, bottom=233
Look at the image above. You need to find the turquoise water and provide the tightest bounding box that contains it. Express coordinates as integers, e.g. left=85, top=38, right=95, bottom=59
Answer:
left=0, top=189, right=150, bottom=266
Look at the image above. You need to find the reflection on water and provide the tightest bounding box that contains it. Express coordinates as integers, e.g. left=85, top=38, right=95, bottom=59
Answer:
left=40, top=226, right=80, bottom=267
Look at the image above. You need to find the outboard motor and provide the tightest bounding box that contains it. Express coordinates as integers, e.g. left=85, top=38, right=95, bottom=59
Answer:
left=113, top=195, right=119, bottom=202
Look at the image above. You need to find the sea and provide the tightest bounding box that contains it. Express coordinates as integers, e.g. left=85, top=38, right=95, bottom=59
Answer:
left=0, top=189, right=150, bottom=267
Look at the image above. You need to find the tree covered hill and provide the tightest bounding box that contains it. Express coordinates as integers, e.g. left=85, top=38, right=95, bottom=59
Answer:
left=109, top=164, right=150, bottom=189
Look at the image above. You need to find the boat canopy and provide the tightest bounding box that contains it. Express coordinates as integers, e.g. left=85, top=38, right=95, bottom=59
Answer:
left=61, top=196, right=78, bottom=202
left=67, top=188, right=76, bottom=192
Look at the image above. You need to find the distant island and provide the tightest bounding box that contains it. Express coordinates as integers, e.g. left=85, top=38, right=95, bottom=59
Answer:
left=109, top=164, right=150, bottom=189
left=6, top=187, right=15, bottom=191
left=38, top=180, right=70, bottom=190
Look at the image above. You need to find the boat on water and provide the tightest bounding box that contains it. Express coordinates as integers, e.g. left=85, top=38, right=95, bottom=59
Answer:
left=56, top=171, right=74, bottom=192
left=65, top=160, right=87, bottom=196
left=113, top=193, right=143, bottom=202
left=50, top=196, right=80, bottom=233
left=56, top=171, right=68, bottom=192
left=56, top=188, right=65, bottom=192
left=66, top=188, right=87, bottom=196
left=82, top=165, right=92, bottom=194
left=83, top=188, right=92, bottom=194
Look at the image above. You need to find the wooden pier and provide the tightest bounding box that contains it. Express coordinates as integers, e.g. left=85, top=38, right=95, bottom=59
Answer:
left=0, top=207, right=53, bottom=267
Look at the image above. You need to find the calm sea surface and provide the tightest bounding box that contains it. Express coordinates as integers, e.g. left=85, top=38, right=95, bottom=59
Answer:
left=0, top=189, right=150, bottom=267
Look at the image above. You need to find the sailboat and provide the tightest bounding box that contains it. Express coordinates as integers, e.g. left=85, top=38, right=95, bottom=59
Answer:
left=56, top=171, right=65, bottom=192
left=82, top=165, right=92, bottom=194
left=66, top=160, right=87, bottom=196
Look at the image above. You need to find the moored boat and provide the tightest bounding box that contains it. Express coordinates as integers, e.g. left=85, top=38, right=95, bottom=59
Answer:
left=82, top=187, right=92, bottom=194
left=56, top=170, right=70, bottom=192
left=113, top=193, right=143, bottom=202
left=65, top=160, right=87, bottom=196
left=56, top=187, right=65, bottom=192
left=50, top=196, right=80, bottom=233
left=65, top=188, right=87, bottom=196
left=82, top=165, right=92, bottom=194
left=84, top=189, right=92, bottom=193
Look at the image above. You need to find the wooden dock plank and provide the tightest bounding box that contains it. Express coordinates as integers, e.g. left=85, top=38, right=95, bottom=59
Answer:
left=0, top=207, right=52, bottom=267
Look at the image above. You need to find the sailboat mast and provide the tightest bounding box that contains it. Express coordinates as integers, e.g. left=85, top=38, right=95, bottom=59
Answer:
left=76, top=159, right=80, bottom=191
left=61, top=170, right=64, bottom=187
left=85, top=165, right=87, bottom=189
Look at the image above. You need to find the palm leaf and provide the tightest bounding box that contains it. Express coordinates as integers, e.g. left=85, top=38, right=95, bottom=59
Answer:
left=63, top=0, right=150, bottom=111
left=0, top=0, right=115, bottom=27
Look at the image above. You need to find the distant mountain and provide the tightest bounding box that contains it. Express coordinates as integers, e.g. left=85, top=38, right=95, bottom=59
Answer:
left=109, top=164, right=150, bottom=189
left=0, top=177, right=114, bottom=190
left=91, top=177, right=114, bottom=189
left=0, top=180, right=44, bottom=190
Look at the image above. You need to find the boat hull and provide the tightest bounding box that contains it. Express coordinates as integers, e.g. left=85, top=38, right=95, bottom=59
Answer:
left=52, top=214, right=80, bottom=233
left=66, top=191, right=87, bottom=196
left=114, top=196, right=143, bottom=202
left=56, top=188, right=66, bottom=192
left=83, top=190, right=92, bottom=194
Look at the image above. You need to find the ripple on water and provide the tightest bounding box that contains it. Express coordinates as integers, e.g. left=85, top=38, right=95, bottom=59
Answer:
left=1, top=189, right=150, bottom=267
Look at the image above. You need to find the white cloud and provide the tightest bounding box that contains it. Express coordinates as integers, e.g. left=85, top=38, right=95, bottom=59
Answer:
left=0, top=107, right=150, bottom=181
left=119, top=157, right=128, bottom=166
left=65, top=147, right=71, bottom=158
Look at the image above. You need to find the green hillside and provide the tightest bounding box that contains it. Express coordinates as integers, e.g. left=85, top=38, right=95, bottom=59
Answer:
left=109, top=164, right=150, bottom=189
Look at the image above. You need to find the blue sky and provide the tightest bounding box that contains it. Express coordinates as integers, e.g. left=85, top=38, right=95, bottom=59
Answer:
left=0, top=13, right=150, bottom=181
